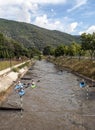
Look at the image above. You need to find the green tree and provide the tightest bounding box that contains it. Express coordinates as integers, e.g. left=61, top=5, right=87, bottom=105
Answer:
left=43, top=46, right=52, bottom=55
left=81, top=33, right=95, bottom=60
left=63, top=45, right=69, bottom=56
left=54, top=45, right=64, bottom=57
left=92, top=33, right=95, bottom=59
left=68, top=42, right=77, bottom=57
left=0, top=33, right=4, bottom=43
left=75, top=43, right=85, bottom=60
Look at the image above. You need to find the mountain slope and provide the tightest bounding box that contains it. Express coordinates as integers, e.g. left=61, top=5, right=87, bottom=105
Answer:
left=0, top=18, right=80, bottom=50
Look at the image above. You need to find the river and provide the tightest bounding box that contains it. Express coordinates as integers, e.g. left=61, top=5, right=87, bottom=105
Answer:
left=0, top=60, right=95, bottom=130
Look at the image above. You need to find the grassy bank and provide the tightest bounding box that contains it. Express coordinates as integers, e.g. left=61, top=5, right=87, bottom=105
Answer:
left=48, top=56, right=95, bottom=80
left=0, top=60, right=23, bottom=71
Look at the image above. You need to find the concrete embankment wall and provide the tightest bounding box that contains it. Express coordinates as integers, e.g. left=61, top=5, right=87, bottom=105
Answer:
left=0, top=62, right=29, bottom=93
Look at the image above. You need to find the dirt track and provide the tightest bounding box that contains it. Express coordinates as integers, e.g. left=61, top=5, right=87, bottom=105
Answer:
left=0, top=60, right=95, bottom=130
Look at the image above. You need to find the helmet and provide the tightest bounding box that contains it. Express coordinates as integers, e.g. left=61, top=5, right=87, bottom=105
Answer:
left=32, top=82, right=35, bottom=85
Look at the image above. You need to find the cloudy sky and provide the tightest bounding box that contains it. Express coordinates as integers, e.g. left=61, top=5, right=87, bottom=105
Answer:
left=0, top=0, right=95, bottom=35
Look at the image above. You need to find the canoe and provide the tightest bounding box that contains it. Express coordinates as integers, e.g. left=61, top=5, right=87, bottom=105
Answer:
left=80, top=82, right=86, bottom=88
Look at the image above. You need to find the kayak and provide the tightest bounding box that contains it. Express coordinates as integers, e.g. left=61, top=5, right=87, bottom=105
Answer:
left=19, top=90, right=25, bottom=97
left=15, top=83, right=25, bottom=97
left=15, top=85, right=21, bottom=89
left=80, top=82, right=86, bottom=88
left=31, top=84, right=36, bottom=88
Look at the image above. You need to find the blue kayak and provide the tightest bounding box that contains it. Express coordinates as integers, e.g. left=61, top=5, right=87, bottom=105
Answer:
left=15, top=84, right=25, bottom=97
left=15, top=85, right=21, bottom=89
left=80, top=82, right=86, bottom=88
left=18, top=89, right=25, bottom=97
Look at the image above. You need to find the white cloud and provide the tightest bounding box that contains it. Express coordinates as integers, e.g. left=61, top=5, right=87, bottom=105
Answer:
left=79, top=25, right=95, bottom=35
left=64, top=22, right=78, bottom=33
left=0, top=0, right=66, bottom=5
left=86, top=26, right=95, bottom=33
left=0, top=0, right=39, bottom=23
left=35, top=15, right=48, bottom=25
left=70, top=22, right=78, bottom=32
left=34, top=15, right=78, bottom=34
left=0, top=0, right=66, bottom=23
left=34, top=14, right=62, bottom=30
left=0, top=0, right=23, bottom=6
left=67, top=0, right=87, bottom=12
left=28, top=0, right=66, bottom=4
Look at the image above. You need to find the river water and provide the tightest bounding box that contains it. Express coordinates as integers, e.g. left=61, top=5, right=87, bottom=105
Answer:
left=0, top=60, right=95, bottom=130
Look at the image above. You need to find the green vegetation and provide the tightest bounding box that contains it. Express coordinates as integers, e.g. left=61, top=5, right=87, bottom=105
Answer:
left=12, top=61, right=30, bottom=72
left=0, top=18, right=81, bottom=63
left=48, top=56, right=95, bottom=80
left=0, top=18, right=95, bottom=77
left=45, top=32, right=95, bottom=80
left=0, top=18, right=80, bottom=51
left=0, top=60, right=22, bottom=70
left=43, top=33, right=95, bottom=60
left=0, top=32, right=41, bottom=60
left=12, top=67, right=19, bottom=72
left=18, top=61, right=30, bottom=69
left=81, top=32, right=95, bottom=59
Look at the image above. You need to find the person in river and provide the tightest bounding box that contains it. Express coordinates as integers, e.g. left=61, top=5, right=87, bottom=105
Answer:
left=31, top=80, right=36, bottom=88
left=15, top=81, right=25, bottom=97
left=80, top=79, right=86, bottom=88
left=15, top=81, right=24, bottom=92
left=18, top=81, right=23, bottom=86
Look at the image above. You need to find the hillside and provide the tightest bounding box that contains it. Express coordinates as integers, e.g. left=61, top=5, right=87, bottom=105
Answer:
left=0, top=18, right=80, bottom=50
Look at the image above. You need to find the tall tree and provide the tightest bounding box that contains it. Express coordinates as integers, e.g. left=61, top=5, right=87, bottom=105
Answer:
left=43, top=46, right=52, bottom=55
left=81, top=33, right=95, bottom=60
left=54, top=45, right=64, bottom=57
left=68, top=42, right=77, bottom=57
